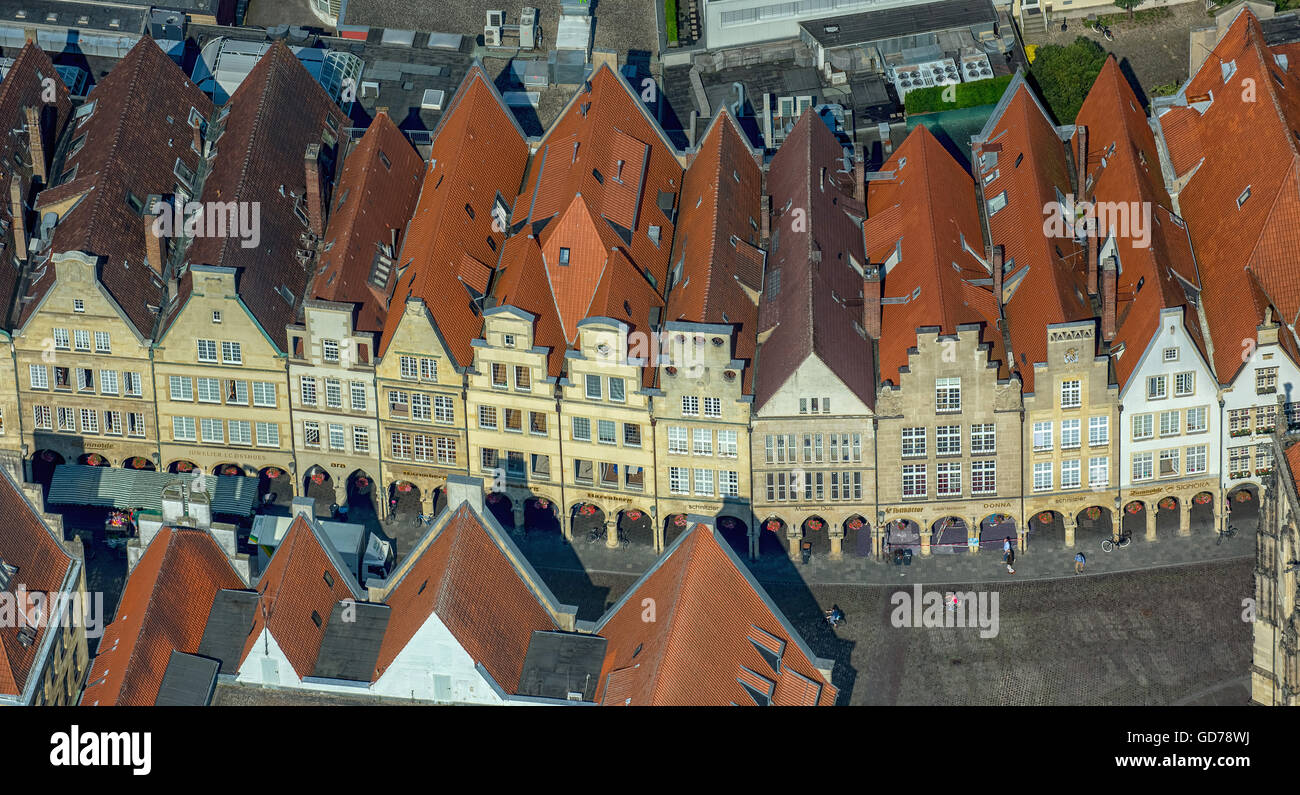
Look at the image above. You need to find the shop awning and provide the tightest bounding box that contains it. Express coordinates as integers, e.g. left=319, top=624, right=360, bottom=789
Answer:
left=46, top=465, right=259, bottom=517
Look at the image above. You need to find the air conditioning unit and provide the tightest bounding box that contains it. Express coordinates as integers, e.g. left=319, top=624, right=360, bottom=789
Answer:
left=486, top=9, right=505, bottom=26
left=483, top=26, right=502, bottom=46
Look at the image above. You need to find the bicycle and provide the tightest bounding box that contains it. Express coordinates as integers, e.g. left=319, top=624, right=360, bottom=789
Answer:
left=1100, top=533, right=1131, bottom=552
left=586, top=526, right=606, bottom=544
left=1217, top=525, right=1238, bottom=546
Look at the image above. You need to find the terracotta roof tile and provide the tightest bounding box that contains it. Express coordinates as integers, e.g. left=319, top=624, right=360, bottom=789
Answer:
left=81, top=527, right=244, bottom=706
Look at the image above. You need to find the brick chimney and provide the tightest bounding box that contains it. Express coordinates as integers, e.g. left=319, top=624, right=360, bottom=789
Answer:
left=760, top=194, right=770, bottom=247
left=1086, top=224, right=1098, bottom=298
left=1075, top=124, right=1088, bottom=198
left=862, top=264, right=881, bottom=339
left=304, top=143, right=324, bottom=237
left=192, top=122, right=203, bottom=158
left=145, top=196, right=166, bottom=274
left=853, top=155, right=865, bottom=203
left=991, top=245, right=1004, bottom=314
left=24, top=106, right=45, bottom=183
left=1101, top=255, right=1117, bottom=342
left=9, top=175, right=26, bottom=261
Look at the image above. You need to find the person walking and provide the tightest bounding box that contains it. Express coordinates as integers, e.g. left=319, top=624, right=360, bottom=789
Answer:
left=1074, top=552, right=1086, bottom=574
left=1004, top=538, right=1016, bottom=574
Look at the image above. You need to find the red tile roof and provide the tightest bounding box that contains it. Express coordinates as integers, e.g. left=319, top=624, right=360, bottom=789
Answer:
left=238, top=514, right=359, bottom=679
left=310, top=111, right=425, bottom=335
left=977, top=76, right=1091, bottom=393
left=0, top=467, right=74, bottom=698
left=757, top=110, right=875, bottom=410
left=179, top=40, right=348, bottom=352
left=1286, top=440, right=1300, bottom=496
left=378, top=64, right=530, bottom=366
left=1076, top=57, right=1208, bottom=388
left=375, top=504, right=561, bottom=691
left=28, top=38, right=214, bottom=340
left=593, top=523, right=836, bottom=706
left=1156, top=9, right=1300, bottom=383
left=665, top=109, right=764, bottom=392
left=867, top=124, right=1006, bottom=386
left=492, top=235, right=570, bottom=378
left=80, top=527, right=244, bottom=706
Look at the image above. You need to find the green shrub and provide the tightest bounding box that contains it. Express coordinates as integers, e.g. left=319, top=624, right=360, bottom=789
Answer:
left=904, top=74, right=1014, bottom=115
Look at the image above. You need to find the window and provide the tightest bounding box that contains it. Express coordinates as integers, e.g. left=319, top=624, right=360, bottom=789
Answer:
left=76, top=368, right=94, bottom=392
left=1228, top=408, right=1251, bottom=434
left=559, top=247, right=571, bottom=265
left=322, top=339, right=339, bottom=363
left=491, top=363, right=507, bottom=388
left=574, top=459, right=593, bottom=485
left=350, top=382, right=367, bottom=411
left=532, top=454, right=551, bottom=479
left=1132, top=452, right=1153, bottom=481
left=668, top=426, right=688, bottom=454
left=1088, top=415, right=1109, bottom=446
left=73, top=330, right=90, bottom=352
left=681, top=395, right=699, bottom=416
left=420, top=358, right=437, bottom=381
left=585, top=374, right=602, bottom=400
left=228, top=420, right=251, bottom=445
left=388, top=390, right=408, bottom=417
left=33, top=406, right=51, bottom=430
left=79, top=409, right=98, bottom=434
left=572, top=417, right=591, bottom=442
left=1186, top=445, right=1207, bottom=474
left=1060, top=379, right=1081, bottom=408
left=971, top=460, right=996, bottom=495
left=799, top=398, right=807, bottom=414
left=52, top=328, right=69, bottom=350
left=57, top=407, right=75, bottom=432
left=478, top=406, right=498, bottom=429
left=227, top=380, right=248, bottom=405
left=1061, top=459, right=1081, bottom=489
left=1089, top=456, right=1108, bottom=487
left=1033, top=461, right=1053, bottom=492
left=703, top=397, right=721, bottom=418
left=1186, top=406, right=1207, bottom=433
left=1132, top=413, right=1153, bottom=440
left=1228, top=446, right=1251, bottom=475
left=717, top=430, right=738, bottom=458
left=353, top=427, right=369, bottom=453
left=221, top=341, right=242, bottom=364
left=410, top=392, right=429, bottom=420
left=304, top=421, right=321, bottom=448
left=901, top=427, right=926, bottom=457
left=669, top=467, right=689, bottom=495
left=694, top=469, right=714, bottom=496
left=94, top=331, right=110, bottom=354
left=29, top=365, right=47, bottom=390
left=391, top=432, right=412, bottom=460
left=935, top=425, right=961, bottom=456
left=1159, top=449, right=1179, bottom=477
left=608, top=377, right=625, bottom=402
left=434, top=394, right=454, bottom=423
left=902, top=464, right=927, bottom=498
left=1147, top=375, right=1167, bottom=400
left=169, top=376, right=193, bottom=401
left=128, top=412, right=147, bottom=438
left=212, top=310, right=222, bottom=324
left=936, top=462, right=961, bottom=497
left=124, top=372, right=142, bottom=397
left=720, top=471, right=739, bottom=497
left=935, top=377, right=961, bottom=413
left=200, top=418, right=223, bottom=443
left=253, top=382, right=277, bottom=408
left=598, top=419, right=616, bottom=445
left=73, top=298, right=85, bottom=313
left=400, top=356, right=419, bottom=379
left=1257, top=367, right=1279, bottom=394
left=255, top=422, right=279, bottom=447
left=197, top=377, right=221, bottom=403
left=1158, top=410, right=1180, bottom=437
left=1033, top=421, right=1053, bottom=451
left=529, top=411, right=547, bottom=435
left=693, top=428, right=712, bottom=456
left=1061, top=419, right=1081, bottom=449
left=197, top=339, right=217, bottom=363
left=54, top=367, right=69, bottom=390
left=1163, top=347, right=1178, bottom=362
left=623, top=423, right=641, bottom=447
left=329, top=424, right=346, bottom=451
left=300, top=377, right=317, bottom=406
left=514, top=366, right=532, bottom=392
left=173, top=416, right=196, bottom=441
left=503, top=334, right=516, bottom=348
left=1174, top=372, right=1194, bottom=397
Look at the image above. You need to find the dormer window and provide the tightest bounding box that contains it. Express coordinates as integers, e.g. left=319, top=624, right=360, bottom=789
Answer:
left=1237, top=187, right=1251, bottom=208
left=558, top=247, right=571, bottom=266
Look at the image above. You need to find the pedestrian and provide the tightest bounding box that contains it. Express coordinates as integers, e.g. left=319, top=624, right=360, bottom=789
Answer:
left=1005, top=542, right=1015, bottom=574
left=1074, top=551, right=1086, bottom=574
left=1002, top=536, right=1011, bottom=557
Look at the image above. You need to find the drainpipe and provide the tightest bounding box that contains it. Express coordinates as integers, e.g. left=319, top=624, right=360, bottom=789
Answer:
left=1018, top=404, right=1025, bottom=553
left=649, top=414, right=661, bottom=553
left=873, top=415, right=880, bottom=559
left=555, top=383, right=569, bottom=540
left=11, top=336, right=26, bottom=481
left=1116, top=402, right=1124, bottom=541
left=1218, top=395, right=1226, bottom=533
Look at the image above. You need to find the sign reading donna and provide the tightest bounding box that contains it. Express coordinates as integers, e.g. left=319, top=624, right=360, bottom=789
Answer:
left=1042, top=194, right=1151, bottom=250
left=589, top=327, right=711, bottom=377
left=151, top=201, right=261, bottom=249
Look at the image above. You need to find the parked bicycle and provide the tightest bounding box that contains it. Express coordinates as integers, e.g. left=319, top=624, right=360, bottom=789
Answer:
left=1100, top=533, right=1131, bottom=552
left=1217, top=525, right=1238, bottom=546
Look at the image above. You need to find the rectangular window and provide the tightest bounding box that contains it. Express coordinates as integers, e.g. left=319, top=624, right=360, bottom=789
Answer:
left=322, top=339, right=339, bottom=363
left=1132, top=452, right=1153, bottom=481
left=173, top=416, right=196, bottom=441
left=901, top=427, right=926, bottom=457
left=491, top=363, right=507, bottom=388
left=1174, top=372, right=1194, bottom=397
left=478, top=405, right=498, bottom=429
left=352, top=427, right=369, bottom=453
left=608, top=377, right=625, bottom=402
left=323, top=379, right=342, bottom=409
left=971, top=460, right=996, bottom=495
left=57, top=407, right=75, bottom=432
left=388, top=390, right=408, bottom=417
left=935, top=425, right=961, bottom=456
left=703, top=397, right=721, bottom=418
left=129, top=413, right=148, bottom=438
left=1060, top=418, right=1081, bottom=449
left=515, top=366, right=532, bottom=392
left=694, top=469, right=714, bottom=496
left=1229, top=446, right=1251, bottom=474
left=532, top=454, right=551, bottom=480
left=253, top=382, right=276, bottom=408
left=936, top=462, right=961, bottom=497
left=529, top=411, right=547, bottom=435
left=1061, top=459, right=1081, bottom=489
left=228, top=420, right=251, bottom=445
left=1228, top=408, right=1251, bottom=434
left=80, top=409, right=98, bottom=434
left=1089, top=456, right=1108, bottom=487
left=329, top=424, right=346, bottom=451
left=1159, top=449, right=1180, bottom=477
left=717, top=430, right=738, bottom=458
left=197, top=377, right=221, bottom=403
left=1185, top=406, right=1207, bottom=433
left=574, top=459, right=593, bottom=485
left=29, top=365, right=47, bottom=390
left=304, top=421, right=321, bottom=448
left=1089, top=415, right=1109, bottom=446
left=434, top=396, right=454, bottom=424
left=902, top=464, right=927, bottom=498
left=669, top=467, right=689, bottom=495
left=1185, top=445, right=1207, bottom=474
left=124, top=372, right=142, bottom=397
left=197, top=339, right=218, bottom=362
left=1033, top=461, right=1053, bottom=491
left=52, top=328, right=69, bottom=350
left=200, top=418, right=223, bottom=443
left=669, top=426, right=688, bottom=454
left=681, top=396, right=699, bottom=416
left=1060, top=379, right=1081, bottom=408
left=221, top=341, right=242, bottom=365
left=33, top=406, right=51, bottom=430
left=1132, top=413, right=1153, bottom=440
left=76, top=368, right=94, bottom=392
left=350, top=382, right=367, bottom=412
left=1257, top=367, right=1279, bottom=394
left=169, top=376, right=193, bottom=402
left=1033, top=421, right=1053, bottom=451
left=54, top=367, right=69, bottom=390
left=692, top=428, right=712, bottom=456
left=572, top=416, right=591, bottom=442
left=598, top=419, right=616, bottom=445
left=585, top=374, right=602, bottom=400
left=414, top=435, right=435, bottom=464
left=255, top=422, right=278, bottom=448
left=410, top=392, right=430, bottom=421
left=1159, top=410, right=1180, bottom=437
left=400, top=356, right=419, bottom=379
left=1256, top=404, right=1279, bottom=431
left=720, top=471, right=739, bottom=497
left=1147, top=375, right=1167, bottom=400
left=623, top=423, right=641, bottom=447
left=504, top=409, right=522, bottom=433
left=73, top=330, right=90, bottom=352
left=935, top=377, right=961, bottom=413
left=93, top=331, right=110, bottom=354
left=391, top=432, right=411, bottom=460
left=420, top=358, right=437, bottom=381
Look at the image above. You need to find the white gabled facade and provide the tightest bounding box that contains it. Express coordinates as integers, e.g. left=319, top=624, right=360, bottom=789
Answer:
left=1118, top=306, right=1222, bottom=537
left=1219, top=315, right=1300, bottom=491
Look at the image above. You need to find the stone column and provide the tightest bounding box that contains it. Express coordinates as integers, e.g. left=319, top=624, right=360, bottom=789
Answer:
left=830, top=532, right=843, bottom=560
left=968, top=517, right=981, bottom=555
left=606, top=516, right=619, bottom=549
left=1178, top=502, right=1192, bottom=536
left=512, top=505, right=526, bottom=536
left=1064, top=514, right=1077, bottom=548
left=788, top=530, right=802, bottom=562
left=920, top=525, right=932, bottom=556
left=1145, top=506, right=1157, bottom=542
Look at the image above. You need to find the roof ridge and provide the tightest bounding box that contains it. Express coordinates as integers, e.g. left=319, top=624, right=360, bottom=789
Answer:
left=117, top=527, right=175, bottom=703
left=642, top=527, right=701, bottom=705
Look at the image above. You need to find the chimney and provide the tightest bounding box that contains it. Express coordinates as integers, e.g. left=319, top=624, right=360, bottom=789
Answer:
left=24, top=106, right=45, bottom=183
left=9, top=175, right=26, bottom=261
left=1075, top=124, right=1088, bottom=197
left=760, top=194, right=771, bottom=247
left=991, top=245, right=1004, bottom=313
left=1101, top=255, right=1117, bottom=342
left=145, top=196, right=166, bottom=274
left=290, top=496, right=316, bottom=522
left=853, top=155, right=865, bottom=203
left=304, top=143, right=324, bottom=236
left=1086, top=224, right=1098, bottom=298
left=862, top=265, right=881, bottom=339
left=444, top=474, right=484, bottom=515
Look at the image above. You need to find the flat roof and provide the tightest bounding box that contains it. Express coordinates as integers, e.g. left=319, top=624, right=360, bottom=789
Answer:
left=800, top=0, right=997, bottom=49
